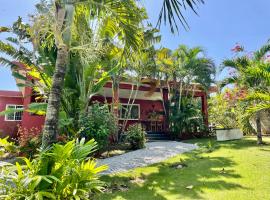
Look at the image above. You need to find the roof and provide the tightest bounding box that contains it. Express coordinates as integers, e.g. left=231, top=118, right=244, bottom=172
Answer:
left=0, top=90, right=23, bottom=98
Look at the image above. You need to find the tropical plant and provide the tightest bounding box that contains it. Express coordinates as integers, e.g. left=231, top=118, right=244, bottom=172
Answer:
left=0, top=138, right=108, bottom=199
left=157, top=0, right=204, bottom=33
left=165, top=46, right=215, bottom=136
left=0, top=137, right=18, bottom=158
left=78, top=103, right=117, bottom=151
left=17, top=125, right=42, bottom=158
left=208, top=89, right=241, bottom=129
left=221, top=42, right=270, bottom=144
left=125, top=124, right=146, bottom=150
left=169, top=96, right=206, bottom=137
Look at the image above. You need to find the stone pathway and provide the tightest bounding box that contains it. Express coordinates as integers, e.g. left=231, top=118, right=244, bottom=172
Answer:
left=97, top=141, right=198, bottom=174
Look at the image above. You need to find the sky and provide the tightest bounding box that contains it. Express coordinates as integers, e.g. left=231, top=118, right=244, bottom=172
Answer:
left=1, top=0, right=270, bottom=91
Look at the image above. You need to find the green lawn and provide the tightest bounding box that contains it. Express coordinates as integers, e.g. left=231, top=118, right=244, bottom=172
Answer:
left=96, top=137, right=270, bottom=200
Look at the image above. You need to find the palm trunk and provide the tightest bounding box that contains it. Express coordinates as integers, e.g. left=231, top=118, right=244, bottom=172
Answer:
left=178, top=80, right=183, bottom=110
left=112, top=77, right=120, bottom=141
left=42, top=45, right=68, bottom=148
left=41, top=2, right=74, bottom=148
left=256, top=112, right=263, bottom=145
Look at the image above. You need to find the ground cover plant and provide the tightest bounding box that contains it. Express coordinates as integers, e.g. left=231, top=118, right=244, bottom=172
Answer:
left=96, top=137, right=270, bottom=200
left=0, top=138, right=107, bottom=199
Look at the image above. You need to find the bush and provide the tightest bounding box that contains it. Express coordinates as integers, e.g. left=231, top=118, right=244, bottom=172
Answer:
left=169, top=97, right=205, bottom=137
left=0, top=137, right=18, bottom=159
left=17, top=126, right=42, bottom=158
left=209, top=90, right=241, bottom=129
left=78, top=103, right=117, bottom=150
left=0, top=138, right=108, bottom=199
left=125, top=124, right=146, bottom=150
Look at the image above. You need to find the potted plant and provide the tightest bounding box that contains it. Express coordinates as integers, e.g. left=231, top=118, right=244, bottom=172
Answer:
left=209, top=92, right=243, bottom=141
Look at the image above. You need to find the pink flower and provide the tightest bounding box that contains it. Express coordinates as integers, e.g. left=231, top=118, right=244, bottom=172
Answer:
left=231, top=43, right=244, bottom=52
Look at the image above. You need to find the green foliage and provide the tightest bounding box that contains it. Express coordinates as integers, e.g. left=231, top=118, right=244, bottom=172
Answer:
left=208, top=92, right=241, bottom=129
left=169, top=97, right=206, bottom=136
left=0, top=138, right=108, bottom=199
left=78, top=103, right=117, bottom=150
left=221, top=42, right=270, bottom=137
left=17, top=126, right=42, bottom=158
left=157, top=0, right=204, bottom=33
left=125, top=124, right=146, bottom=150
left=0, top=137, right=18, bottom=158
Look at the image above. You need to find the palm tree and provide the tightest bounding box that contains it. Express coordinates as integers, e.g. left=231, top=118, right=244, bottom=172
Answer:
left=221, top=43, right=270, bottom=144
left=169, top=45, right=215, bottom=135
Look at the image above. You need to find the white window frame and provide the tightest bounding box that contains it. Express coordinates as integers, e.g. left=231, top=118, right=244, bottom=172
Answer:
left=4, top=104, right=24, bottom=121
left=119, top=103, right=140, bottom=120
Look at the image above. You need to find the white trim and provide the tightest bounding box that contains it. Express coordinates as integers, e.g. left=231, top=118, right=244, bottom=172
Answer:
left=4, top=104, right=24, bottom=121
left=119, top=103, right=140, bottom=120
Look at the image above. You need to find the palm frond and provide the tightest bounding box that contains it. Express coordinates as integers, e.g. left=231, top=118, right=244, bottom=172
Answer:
left=0, top=26, right=10, bottom=33
left=246, top=103, right=270, bottom=116
left=221, top=56, right=249, bottom=72
left=254, top=43, right=270, bottom=61
left=218, top=76, right=238, bottom=88
left=245, top=92, right=270, bottom=102
left=157, top=0, right=204, bottom=33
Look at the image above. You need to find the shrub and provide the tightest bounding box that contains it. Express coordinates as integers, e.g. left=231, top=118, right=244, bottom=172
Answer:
left=169, top=97, right=206, bottom=137
left=209, top=90, right=241, bottom=129
left=17, top=126, right=42, bottom=157
left=125, top=124, right=146, bottom=150
left=0, top=137, right=18, bottom=159
left=0, top=138, right=108, bottom=199
left=78, top=103, right=117, bottom=150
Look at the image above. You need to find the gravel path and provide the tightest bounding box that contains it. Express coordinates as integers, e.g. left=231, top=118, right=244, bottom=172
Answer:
left=97, top=141, right=198, bottom=174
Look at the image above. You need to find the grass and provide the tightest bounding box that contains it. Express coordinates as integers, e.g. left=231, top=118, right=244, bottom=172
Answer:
left=96, top=137, right=270, bottom=200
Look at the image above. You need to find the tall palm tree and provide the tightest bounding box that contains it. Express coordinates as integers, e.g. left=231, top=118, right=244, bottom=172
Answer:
left=169, top=45, right=215, bottom=134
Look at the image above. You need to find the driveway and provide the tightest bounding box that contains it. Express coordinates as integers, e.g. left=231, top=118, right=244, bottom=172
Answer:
left=97, top=141, right=198, bottom=174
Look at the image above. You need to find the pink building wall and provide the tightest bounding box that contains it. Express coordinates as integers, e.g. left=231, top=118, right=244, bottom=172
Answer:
left=20, top=86, right=45, bottom=132
left=0, top=91, right=23, bottom=138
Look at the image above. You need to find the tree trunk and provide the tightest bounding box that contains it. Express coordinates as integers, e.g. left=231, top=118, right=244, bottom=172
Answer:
left=112, top=77, right=120, bottom=142
left=256, top=112, right=263, bottom=145
left=41, top=2, right=74, bottom=148
left=42, top=45, right=68, bottom=148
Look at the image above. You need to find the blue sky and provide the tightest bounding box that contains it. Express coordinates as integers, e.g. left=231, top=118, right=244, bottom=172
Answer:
left=1, top=0, right=270, bottom=91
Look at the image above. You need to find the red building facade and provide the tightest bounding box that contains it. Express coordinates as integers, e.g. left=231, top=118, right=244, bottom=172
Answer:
left=0, top=81, right=211, bottom=138
left=0, top=90, right=23, bottom=138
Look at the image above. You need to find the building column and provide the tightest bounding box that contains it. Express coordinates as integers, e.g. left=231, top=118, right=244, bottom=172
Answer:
left=162, top=88, right=169, bottom=132
left=201, top=93, right=209, bottom=127
left=112, top=81, right=119, bottom=118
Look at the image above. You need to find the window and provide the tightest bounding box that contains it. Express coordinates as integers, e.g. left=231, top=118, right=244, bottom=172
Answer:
left=119, top=104, right=140, bottom=120
left=5, top=105, right=23, bottom=121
